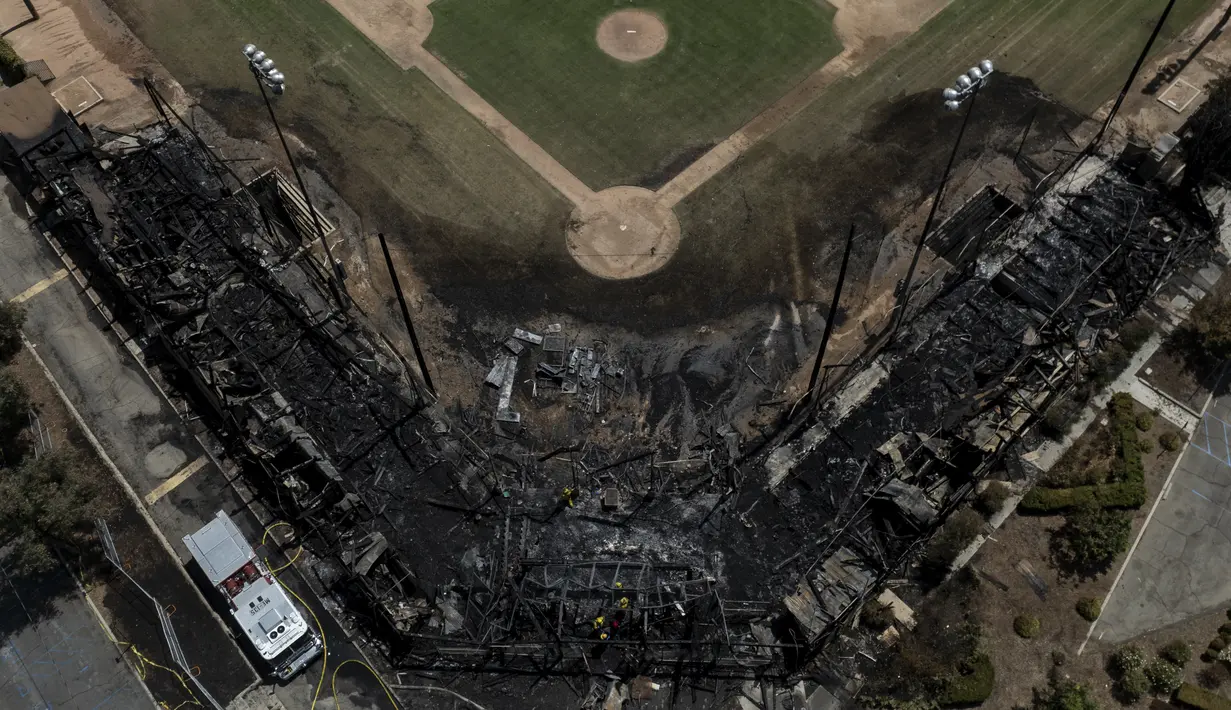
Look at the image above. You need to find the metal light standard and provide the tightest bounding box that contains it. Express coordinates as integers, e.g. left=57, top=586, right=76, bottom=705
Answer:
left=242, top=43, right=348, bottom=311
left=890, top=59, right=994, bottom=337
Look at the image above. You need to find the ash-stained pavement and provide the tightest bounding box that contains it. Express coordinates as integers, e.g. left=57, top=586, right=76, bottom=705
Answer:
left=0, top=179, right=391, bottom=709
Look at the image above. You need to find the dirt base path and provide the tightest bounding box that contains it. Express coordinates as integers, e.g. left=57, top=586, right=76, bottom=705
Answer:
left=324, top=0, right=433, bottom=69
left=323, top=0, right=954, bottom=276
left=657, top=0, right=952, bottom=207
left=410, top=45, right=597, bottom=207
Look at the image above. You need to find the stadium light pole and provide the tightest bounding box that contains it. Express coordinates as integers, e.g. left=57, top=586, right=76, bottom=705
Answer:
left=243, top=43, right=348, bottom=312
left=890, top=59, right=993, bottom=338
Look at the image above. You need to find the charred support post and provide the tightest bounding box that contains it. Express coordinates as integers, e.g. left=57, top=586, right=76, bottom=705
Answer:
left=806, top=222, right=855, bottom=406
left=378, top=231, right=435, bottom=396
left=1014, top=99, right=1041, bottom=164
left=891, top=60, right=992, bottom=338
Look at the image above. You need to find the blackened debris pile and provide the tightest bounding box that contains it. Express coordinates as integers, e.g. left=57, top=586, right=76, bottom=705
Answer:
left=765, top=158, right=1215, bottom=657
left=484, top=323, right=628, bottom=435
left=6, top=74, right=1217, bottom=684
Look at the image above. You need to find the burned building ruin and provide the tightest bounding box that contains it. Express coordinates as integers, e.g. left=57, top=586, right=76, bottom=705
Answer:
left=1, top=77, right=1218, bottom=684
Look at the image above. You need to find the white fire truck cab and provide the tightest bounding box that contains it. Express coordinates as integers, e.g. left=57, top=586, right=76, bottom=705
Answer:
left=183, top=511, right=322, bottom=681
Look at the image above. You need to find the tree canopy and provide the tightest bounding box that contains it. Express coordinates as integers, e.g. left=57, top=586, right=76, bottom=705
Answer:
left=0, top=451, right=104, bottom=573
left=0, top=302, right=23, bottom=365
left=1053, top=502, right=1131, bottom=575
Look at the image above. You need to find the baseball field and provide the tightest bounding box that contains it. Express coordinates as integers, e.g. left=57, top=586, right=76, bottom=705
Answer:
left=103, top=0, right=1217, bottom=326
left=426, top=0, right=841, bottom=188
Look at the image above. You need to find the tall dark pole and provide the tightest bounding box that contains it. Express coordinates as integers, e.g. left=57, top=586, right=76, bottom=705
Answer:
left=890, top=82, right=981, bottom=338
left=378, top=231, right=435, bottom=397
left=1014, top=99, right=1041, bottom=163
left=252, top=72, right=348, bottom=312
left=1090, top=0, right=1178, bottom=149
left=806, top=222, right=855, bottom=405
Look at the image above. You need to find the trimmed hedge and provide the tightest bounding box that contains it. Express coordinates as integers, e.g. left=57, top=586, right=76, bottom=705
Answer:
left=1019, top=480, right=1146, bottom=511
left=1021, top=393, right=1146, bottom=513
left=939, top=653, right=994, bottom=706
left=1177, top=683, right=1231, bottom=710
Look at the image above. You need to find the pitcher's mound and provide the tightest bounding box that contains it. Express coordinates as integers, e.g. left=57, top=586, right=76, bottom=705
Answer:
left=596, top=10, right=667, bottom=63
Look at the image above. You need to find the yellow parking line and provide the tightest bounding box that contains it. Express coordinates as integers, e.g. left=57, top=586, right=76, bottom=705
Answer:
left=9, top=269, right=69, bottom=303
left=144, top=456, right=210, bottom=506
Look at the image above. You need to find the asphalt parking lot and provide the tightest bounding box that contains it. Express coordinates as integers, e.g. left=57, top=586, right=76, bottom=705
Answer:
left=1097, top=394, right=1231, bottom=643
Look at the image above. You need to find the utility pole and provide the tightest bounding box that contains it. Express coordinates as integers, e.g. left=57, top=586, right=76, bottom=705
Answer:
left=890, top=59, right=994, bottom=339
left=242, top=43, right=348, bottom=312
left=1090, top=0, right=1179, bottom=149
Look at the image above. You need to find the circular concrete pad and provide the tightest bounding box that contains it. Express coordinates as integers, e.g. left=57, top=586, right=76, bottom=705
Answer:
left=567, top=187, right=680, bottom=280
left=596, top=10, right=668, bottom=63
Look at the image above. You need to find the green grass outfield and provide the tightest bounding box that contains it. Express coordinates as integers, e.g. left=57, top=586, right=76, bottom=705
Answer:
left=425, top=0, right=841, bottom=190
left=106, top=0, right=570, bottom=238
left=680, top=0, right=1217, bottom=236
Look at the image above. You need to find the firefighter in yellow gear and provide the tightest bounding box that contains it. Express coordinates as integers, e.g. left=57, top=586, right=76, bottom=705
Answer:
left=593, top=615, right=604, bottom=629
left=618, top=597, right=630, bottom=609
left=562, top=487, right=576, bottom=507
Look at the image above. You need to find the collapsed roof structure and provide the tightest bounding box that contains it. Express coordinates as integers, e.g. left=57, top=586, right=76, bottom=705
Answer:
left=1, top=77, right=1217, bottom=684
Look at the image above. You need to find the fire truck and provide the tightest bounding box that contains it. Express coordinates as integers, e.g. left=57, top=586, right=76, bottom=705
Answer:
left=183, top=511, right=323, bottom=681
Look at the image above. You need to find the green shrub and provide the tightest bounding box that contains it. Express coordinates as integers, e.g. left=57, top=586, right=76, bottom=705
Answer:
left=1210, top=637, right=1227, bottom=652
left=1036, top=679, right=1099, bottom=710
left=1052, top=649, right=1067, bottom=667
left=0, top=302, right=24, bottom=365
left=1161, top=432, right=1183, bottom=452
left=1177, top=682, right=1231, bottom=710
left=1053, top=504, right=1132, bottom=573
left=1118, top=667, right=1150, bottom=703
left=0, top=369, right=31, bottom=457
left=1146, top=658, right=1184, bottom=694
left=1121, top=318, right=1154, bottom=352
left=976, top=481, right=1012, bottom=517
left=862, top=599, right=896, bottom=631
left=1163, top=640, right=1194, bottom=667
left=1220, top=623, right=1231, bottom=636
left=1042, top=397, right=1082, bottom=440
left=938, top=653, right=995, bottom=706
left=0, top=38, right=24, bottom=84
left=1199, top=663, right=1231, bottom=690
left=861, top=699, right=939, bottom=710
left=1112, top=644, right=1148, bottom=676
left=1136, top=412, right=1155, bottom=431
left=922, top=508, right=984, bottom=577
left=1014, top=614, right=1041, bottom=639
left=1138, top=437, right=1154, bottom=454
left=1076, top=597, right=1102, bottom=622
